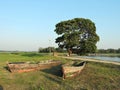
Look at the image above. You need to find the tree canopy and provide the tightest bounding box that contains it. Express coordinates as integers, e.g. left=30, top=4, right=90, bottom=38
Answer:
left=54, top=18, right=100, bottom=55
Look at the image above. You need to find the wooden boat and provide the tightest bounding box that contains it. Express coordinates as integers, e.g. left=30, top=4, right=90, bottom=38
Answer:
left=7, top=60, right=61, bottom=73
left=62, top=61, right=86, bottom=79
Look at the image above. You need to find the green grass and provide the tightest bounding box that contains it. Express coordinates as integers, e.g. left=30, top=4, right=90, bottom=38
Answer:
left=0, top=52, right=120, bottom=90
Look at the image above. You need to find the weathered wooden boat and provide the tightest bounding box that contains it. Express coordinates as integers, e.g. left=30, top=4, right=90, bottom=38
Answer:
left=62, top=61, right=86, bottom=79
left=7, top=60, right=61, bottom=73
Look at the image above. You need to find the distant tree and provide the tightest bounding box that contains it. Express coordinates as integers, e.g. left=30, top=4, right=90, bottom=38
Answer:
left=38, top=47, right=43, bottom=53
left=107, top=49, right=116, bottom=53
left=55, top=47, right=67, bottom=53
left=38, top=47, right=55, bottom=53
left=116, top=48, right=120, bottom=53
left=97, top=49, right=106, bottom=53
left=48, top=47, right=55, bottom=53
left=54, top=18, right=100, bottom=56
left=97, top=48, right=120, bottom=54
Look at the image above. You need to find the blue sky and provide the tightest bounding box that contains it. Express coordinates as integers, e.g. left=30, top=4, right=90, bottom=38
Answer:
left=0, top=0, right=120, bottom=51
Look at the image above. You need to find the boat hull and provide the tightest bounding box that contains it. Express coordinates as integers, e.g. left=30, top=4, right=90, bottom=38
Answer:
left=62, top=61, right=86, bottom=79
left=7, top=60, right=61, bottom=73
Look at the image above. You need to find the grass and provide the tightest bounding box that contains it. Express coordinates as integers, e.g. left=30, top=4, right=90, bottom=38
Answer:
left=0, top=52, right=120, bottom=90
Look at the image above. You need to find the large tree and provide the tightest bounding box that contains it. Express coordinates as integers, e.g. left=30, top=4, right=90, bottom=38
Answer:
left=54, top=18, right=100, bottom=56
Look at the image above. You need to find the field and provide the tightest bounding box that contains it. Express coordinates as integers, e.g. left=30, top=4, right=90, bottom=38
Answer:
left=0, top=52, right=120, bottom=90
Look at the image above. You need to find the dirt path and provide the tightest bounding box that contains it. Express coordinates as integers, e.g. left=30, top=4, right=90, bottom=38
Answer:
left=61, top=56, right=120, bottom=65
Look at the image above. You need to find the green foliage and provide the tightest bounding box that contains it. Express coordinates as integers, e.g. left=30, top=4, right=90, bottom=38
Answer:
left=98, top=48, right=120, bottom=54
left=55, top=47, right=67, bottom=53
left=54, top=18, right=100, bottom=55
left=38, top=47, right=55, bottom=53
left=38, top=47, right=67, bottom=53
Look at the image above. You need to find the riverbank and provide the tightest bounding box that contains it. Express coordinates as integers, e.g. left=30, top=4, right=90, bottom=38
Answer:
left=61, top=56, right=120, bottom=65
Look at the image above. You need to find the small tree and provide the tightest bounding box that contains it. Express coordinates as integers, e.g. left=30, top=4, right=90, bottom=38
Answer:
left=54, top=18, right=100, bottom=56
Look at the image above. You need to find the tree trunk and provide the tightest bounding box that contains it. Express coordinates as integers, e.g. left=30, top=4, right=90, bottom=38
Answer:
left=67, top=48, right=72, bottom=56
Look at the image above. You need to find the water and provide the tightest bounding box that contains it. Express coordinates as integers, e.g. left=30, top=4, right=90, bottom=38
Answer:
left=80, top=56, right=120, bottom=62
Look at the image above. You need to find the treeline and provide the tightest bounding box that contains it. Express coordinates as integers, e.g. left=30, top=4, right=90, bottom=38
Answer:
left=97, top=48, right=120, bottom=53
left=38, top=47, right=66, bottom=53
left=38, top=47, right=120, bottom=54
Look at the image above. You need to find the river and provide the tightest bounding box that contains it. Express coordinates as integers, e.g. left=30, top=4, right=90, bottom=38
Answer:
left=80, top=56, right=120, bottom=62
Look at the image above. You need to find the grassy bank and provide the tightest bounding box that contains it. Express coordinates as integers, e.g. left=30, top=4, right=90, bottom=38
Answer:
left=0, top=52, right=120, bottom=90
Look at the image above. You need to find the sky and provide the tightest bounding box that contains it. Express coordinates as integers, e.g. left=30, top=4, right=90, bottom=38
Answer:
left=0, top=0, right=120, bottom=51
